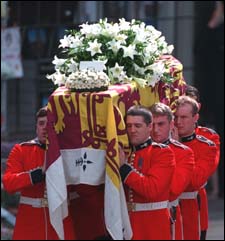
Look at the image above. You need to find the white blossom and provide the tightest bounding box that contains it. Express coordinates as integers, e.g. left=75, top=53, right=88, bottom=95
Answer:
left=109, top=63, right=124, bottom=78
left=86, top=39, right=102, bottom=56
left=69, top=36, right=84, bottom=48
left=122, top=45, right=137, bottom=59
left=109, top=39, right=122, bottom=54
left=48, top=18, right=174, bottom=88
left=119, top=18, right=131, bottom=31
left=59, top=35, right=71, bottom=48
left=47, top=70, right=66, bottom=86
left=52, top=56, right=66, bottom=70
left=146, top=62, right=166, bottom=87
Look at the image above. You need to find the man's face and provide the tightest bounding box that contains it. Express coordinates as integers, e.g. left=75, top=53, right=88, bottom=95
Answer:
left=151, top=115, right=173, bottom=143
left=126, top=115, right=152, bottom=146
left=36, top=116, right=47, bottom=144
left=174, top=103, right=199, bottom=137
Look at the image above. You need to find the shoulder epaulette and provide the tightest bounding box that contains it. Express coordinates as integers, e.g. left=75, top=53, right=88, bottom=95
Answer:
left=152, top=142, right=168, bottom=148
left=20, top=139, right=37, bottom=146
left=198, top=126, right=218, bottom=135
left=170, top=139, right=188, bottom=150
left=196, top=135, right=216, bottom=146
left=20, top=139, right=45, bottom=148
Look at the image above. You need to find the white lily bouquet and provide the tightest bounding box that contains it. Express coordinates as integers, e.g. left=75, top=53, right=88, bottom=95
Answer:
left=47, top=18, right=174, bottom=90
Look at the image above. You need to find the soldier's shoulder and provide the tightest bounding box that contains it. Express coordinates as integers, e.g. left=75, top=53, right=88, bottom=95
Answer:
left=170, top=139, right=189, bottom=150
left=196, top=135, right=216, bottom=146
left=20, top=139, right=38, bottom=146
left=152, top=142, right=169, bottom=149
left=197, top=126, right=218, bottom=135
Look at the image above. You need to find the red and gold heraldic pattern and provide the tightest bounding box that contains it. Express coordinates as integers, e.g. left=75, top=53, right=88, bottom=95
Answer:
left=45, top=55, right=186, bottom=239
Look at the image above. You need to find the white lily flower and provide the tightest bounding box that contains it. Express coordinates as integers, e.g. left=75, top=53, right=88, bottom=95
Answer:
left=109, top=39, right=122, bottom=54
left=117, top=71, right=130, bottom=84
left=52, top=56, right=66, bottom=70
left=47, top=70, right=66, bottom=86
left=167, top=45, right=174, bottom=54
left=146, top=62, right=166, bottom=87
left=145, top=42, right=158, bottom=55
left=132, top=76, right=148, bottom=88
left=86, top=39, right=102, bottom=56
left=69, top=36, right=83, bottom=48
left=122, top=45, right=137, bottom=59
left=115, top=34, right=127, bottom=44
left=109, top=63, right=124, bottom=78
left=59, top=35, right=71, bottom=48
left=119, top=18, right=131, bottom=31
left=133, top=30, right=147, bottom=43
left=133, top=63, right=146, bottom=75
left=80, top=23, right=102, bottom=37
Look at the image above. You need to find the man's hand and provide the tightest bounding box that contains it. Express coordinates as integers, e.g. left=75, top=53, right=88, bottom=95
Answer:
left=119, top=145, right=127, bottom=167
left=30, top=167, right=45, bottom=185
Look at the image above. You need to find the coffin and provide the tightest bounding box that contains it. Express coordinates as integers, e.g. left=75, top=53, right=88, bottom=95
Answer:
left=45, top=55, right=186, bottom=240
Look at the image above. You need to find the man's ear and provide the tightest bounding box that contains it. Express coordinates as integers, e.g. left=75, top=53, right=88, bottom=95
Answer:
left=198, top=102, right=202, bottom=111
left=148, top=122, right=153, bottom=132
left=170, top=120, right=174, bottom=130
left=194, top=113, right=199, bottom=123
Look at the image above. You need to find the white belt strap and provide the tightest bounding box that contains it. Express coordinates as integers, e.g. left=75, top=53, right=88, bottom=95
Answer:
left=180, top=210, right=184, bottom=240
left=179, top=191, right=198, bottom=199
left=20, top=192, right=80, bottom=208
left=168, top=199, right=179, bottom=208
left=168, top=199, right=179, bottom=240
left=171, top=222, right=175, bottom=240
left=200, top=182, right=207, bottom=189
left=20, top=196, right=48, bottom=208
left=127, top=200, right=168, bottom=212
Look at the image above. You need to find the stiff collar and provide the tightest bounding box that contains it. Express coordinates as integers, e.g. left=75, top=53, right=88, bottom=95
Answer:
left=180, top=133, right=196, bottom=142
left=163, top=139, right=171, bottom=145
left=34, top=138, right=46, bottom=150
left=132, top=138, right=152, bottom=152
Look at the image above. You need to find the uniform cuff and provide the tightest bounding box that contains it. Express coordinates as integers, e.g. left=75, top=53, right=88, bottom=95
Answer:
left=120, top=164, right=133, bottom=182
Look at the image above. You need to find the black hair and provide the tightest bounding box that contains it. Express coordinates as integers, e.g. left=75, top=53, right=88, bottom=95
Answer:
left=185, top=85, right=200, bottom=102
left=125, top=105, right=152, bottom=125
left=36, top=106, right=47, bottom=121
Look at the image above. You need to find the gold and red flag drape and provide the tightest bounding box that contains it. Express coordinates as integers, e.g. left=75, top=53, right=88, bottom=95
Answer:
left=45, top=55, right=186, bottom=240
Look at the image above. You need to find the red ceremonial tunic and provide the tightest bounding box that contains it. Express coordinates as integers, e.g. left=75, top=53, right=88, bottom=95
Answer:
left=195, top=126, right=220, bottom=231
left=120, top=139, right=175, bottom=240
left=3, top=140, right=76, bottom=240
left=165, top=139, right=195, bottom=240
left=180, top=133, right=217, bottom=240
